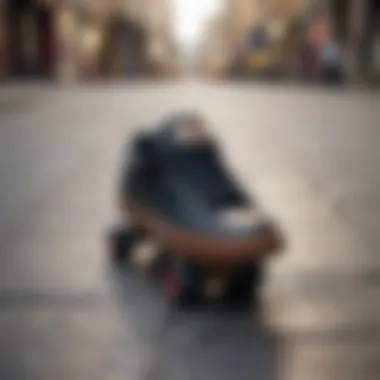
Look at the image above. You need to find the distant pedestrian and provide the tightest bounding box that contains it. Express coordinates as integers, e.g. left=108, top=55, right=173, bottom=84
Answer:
left=300, top=40, right=319, bottom=81
left=320, top=39, right=345, bottom=84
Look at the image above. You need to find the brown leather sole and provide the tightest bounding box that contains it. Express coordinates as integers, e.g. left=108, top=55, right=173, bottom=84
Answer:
left=123, top=198, right=282, bottom=265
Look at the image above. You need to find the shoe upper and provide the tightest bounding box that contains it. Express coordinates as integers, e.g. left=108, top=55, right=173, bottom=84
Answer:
left=120, top=116, right=273, bottom=239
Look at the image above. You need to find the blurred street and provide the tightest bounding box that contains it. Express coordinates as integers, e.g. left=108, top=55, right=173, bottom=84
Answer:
left=0, top=81, right=379, bottom=380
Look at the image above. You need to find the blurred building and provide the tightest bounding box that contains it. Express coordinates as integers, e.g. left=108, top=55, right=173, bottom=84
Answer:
left=199, top=11, right=230, bottom=77
left=144, top=0, right=179, bottom=76
left=0, top=1, right=9, bottom=77
left=0, top=0, right=178, bottom=82
left=226, top=0, right=260, bottom=52
left=109, top=0, right=178, bottom=76
left=78, top=0, right=177, bottom=78
left=98, top=6, right=147, bottom=78
left=334, top=0, right=379, bottom=82
left=0, top=0, right=58, bottom=79
left=57, top=0, right=111, bottom=81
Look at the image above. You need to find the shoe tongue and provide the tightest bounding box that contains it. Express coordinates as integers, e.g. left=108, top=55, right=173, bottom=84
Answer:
left=174, top=118, right=210, bottom=145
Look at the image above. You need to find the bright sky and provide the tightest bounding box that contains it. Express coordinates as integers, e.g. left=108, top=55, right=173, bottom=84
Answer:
left=172, top=0, right=222, bottom=48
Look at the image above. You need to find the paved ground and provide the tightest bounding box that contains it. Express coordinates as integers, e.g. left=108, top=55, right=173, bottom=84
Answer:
left=0, top=80, right=379, bottom=380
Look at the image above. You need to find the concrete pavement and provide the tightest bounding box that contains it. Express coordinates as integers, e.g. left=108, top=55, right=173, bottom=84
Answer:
left=0, top=81, right=379, bottom=380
